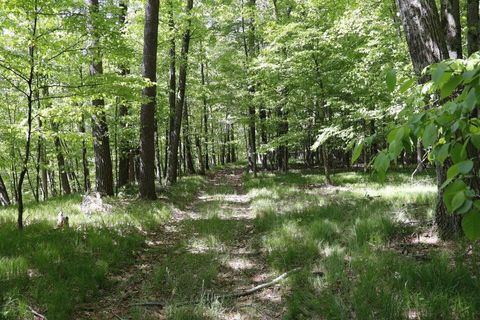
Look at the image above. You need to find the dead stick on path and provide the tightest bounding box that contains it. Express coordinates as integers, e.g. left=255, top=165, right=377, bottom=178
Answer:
left=28, top=306, right=47, bottom=319
left=132, top=267, right=303, bottom=308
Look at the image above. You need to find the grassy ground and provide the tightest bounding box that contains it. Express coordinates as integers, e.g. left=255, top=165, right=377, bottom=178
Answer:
left=0, top=176, right=205, bottom=320
left=2, top=167, right=480, bottom=319
left=244, top=169, right=480, bottom=320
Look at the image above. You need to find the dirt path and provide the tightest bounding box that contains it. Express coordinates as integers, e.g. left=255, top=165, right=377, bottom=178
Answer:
left=76, top=168, right=286, bottom=320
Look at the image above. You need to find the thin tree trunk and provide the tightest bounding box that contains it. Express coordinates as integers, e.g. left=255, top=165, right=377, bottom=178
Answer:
left=79, top=115, right=91, bottom=193
left=167, top=0, right=194, bottom=184
left=117, top=1, right=131, bottom=189
left=200, top=56, right=210, bottom=171
left=51, top=120, right=72, bottom=195
left=183, top=100, right=196, bottom=174
left=139, top=0, right=159, bottom=199
left=86, top=0, right=114, bottom=196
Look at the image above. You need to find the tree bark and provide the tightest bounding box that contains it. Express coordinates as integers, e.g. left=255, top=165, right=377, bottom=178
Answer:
left=0, top=174, right=11, bottom=206
left=139, top=0, right=159, bottom=199
left=167, top=0, right=194, bottom=184
left=51, top=121, right=71, bottom=195
left=467, top=0, right=480, bottom=55
left=86, top=0, right=114, bottom=196
left=117, top=1, right=131, bottom=189
left=396, top=0, right=461, bottom=238
left=441, top=0, right=462, bottom=59
left=200, top=57, right=210, bottom=171
left=183, top=100, right=196, bottom=174
left=79, top=115, right=91, bottom=193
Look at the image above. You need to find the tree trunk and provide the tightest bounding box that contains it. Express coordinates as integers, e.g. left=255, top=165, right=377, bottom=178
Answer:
left=467, top=0, right=480, bottom=55
left=0, top=174, right=11, bottom=206
left=201, top=58, right=210, bottom=171
left=79, top=116, right=91, bottom=193
left=167, top=0, right=194, bottom=184
left=396, top=0, right=461, bottom=238
left=117, top=2, right=131, bottom=189
left=183, top=100, right=196, bottom=174
left=195, top=135, right=206, bottom=175
left=51, top=121, right=72, bottom=195
left=139, top=0, right=159, bottom=199
left=231, top=124, right=237, bottom=162
left=86, top=0, right=114, bottom=196
left=441, top=0, right=462, bottom=59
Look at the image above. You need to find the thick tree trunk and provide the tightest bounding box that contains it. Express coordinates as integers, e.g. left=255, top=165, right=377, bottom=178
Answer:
left=139, top=0, right=159, bottom=199
left=87, top=0, right=114, bottom=196
left=167, top=0, right=194, bottom=184
left=467, top=0, right=480, bottom=55
left=397, top=0, right=461, bottom=238
left=441, top=0, right=462, bottom=59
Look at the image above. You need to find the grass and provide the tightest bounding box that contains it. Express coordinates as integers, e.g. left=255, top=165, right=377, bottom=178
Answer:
left=2, top=166, right=478, bottom=319
left=0, top=175, right=205, bottom=320
left=244, top=169, right=480, bottom=319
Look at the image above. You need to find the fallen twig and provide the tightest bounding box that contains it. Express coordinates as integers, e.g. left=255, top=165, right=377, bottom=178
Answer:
left=132, top=267, right=305, bottom=308
left=28, top=306, right=47, bottom=320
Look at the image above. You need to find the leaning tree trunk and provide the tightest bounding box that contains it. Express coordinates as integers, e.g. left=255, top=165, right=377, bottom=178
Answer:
left=167, top=0, right=194, bottom=184
left=397, top=0, right=461, bottom=239
left=86, top=0, right=114, bottom=196
left=139, top=0, right=159, bottom=199
left=467, top=0, right=480, bottom=55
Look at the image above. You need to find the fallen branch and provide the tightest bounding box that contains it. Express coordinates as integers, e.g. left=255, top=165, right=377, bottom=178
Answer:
left=29, top=306, right=47, bottom=320
left=132, top=267, right=304, bottom=308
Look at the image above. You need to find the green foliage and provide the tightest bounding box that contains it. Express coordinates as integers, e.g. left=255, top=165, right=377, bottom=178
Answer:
left=373, top=56, right=480, bottom=239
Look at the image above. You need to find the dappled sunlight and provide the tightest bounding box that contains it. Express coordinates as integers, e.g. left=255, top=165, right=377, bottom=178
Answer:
left=187, top=235, right=227, bottom=254
left=225, top=257, right=255, bottom=271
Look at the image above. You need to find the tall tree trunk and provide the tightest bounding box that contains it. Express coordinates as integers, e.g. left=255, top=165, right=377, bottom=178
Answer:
left=200, top=57, right=210, bottom=171
left=195, top=135, right=206, bottom=175
left=231, top=124, right=237, bottom=162
left=117, top=2, right=131, bottom=189
left=467, top=0, right=480, bottom=55
left=396, top=0, right=461, bottom=239
left=183, top=100, right=196, bottom=174
left=242, top=0, right=258, bottom=176
left=86, top=0, right=114, bottom=196
left=139, top=0, right=159, bottom=199
left=0, top=174, right=11, bottom=206
left=441, top=0, right=462, bottom=59
left=167, top=0, right=194, bottom=184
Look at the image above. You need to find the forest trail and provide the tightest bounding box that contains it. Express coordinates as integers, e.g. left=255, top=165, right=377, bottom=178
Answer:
left=77, top=168, right=286, bottom=319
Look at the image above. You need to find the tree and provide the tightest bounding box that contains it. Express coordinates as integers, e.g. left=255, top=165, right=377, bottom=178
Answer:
left=86, top=0, right=114, bottom=196
left=393, top=0, right=460, bottom=238
left=467, top=0, right=480, bottom=55
left=139, top=0, right=160, bottom=199
left=167, top=0, right=194, bottom=184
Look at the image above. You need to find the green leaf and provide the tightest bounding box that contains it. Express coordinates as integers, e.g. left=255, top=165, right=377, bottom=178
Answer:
left=451, top=143, right=467, bottom=163
left=351, top=141, right=364, bottom=164
left=451, top=191, right=466, bottom=212
left=471, top=134, right=480, bottom=150
left=386, top=69, right=397, bottom=92
left=399, top=78, right=415, bottom=93
left=432, top=63, right=447, bottom=84
left=462, top=210, right=480, bottom=241
left=447, top=164, right=460, bottom=180
left=458, top=160, right=474, bottom=174
left=373, top=152, right=390, bottom=181
left=441, top=75, right=462, bottom=99
left=422, top=123, right=438, bottom=147
left=443, top=180, right=467, bottom=213
left=435, top=143, right=450, bottom=164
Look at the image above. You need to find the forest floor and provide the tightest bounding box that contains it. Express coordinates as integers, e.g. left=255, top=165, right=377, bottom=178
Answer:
left=2, top=165, right=480, bottom=319
left=76, top=167, right=287, bottom=320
